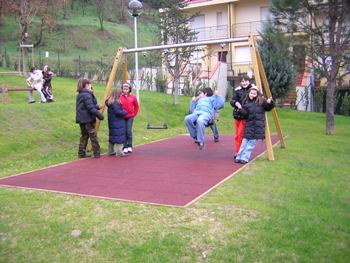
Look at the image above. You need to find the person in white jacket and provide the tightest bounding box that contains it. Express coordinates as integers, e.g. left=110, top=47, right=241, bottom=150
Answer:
left=26, top=66, right=46, bottom=103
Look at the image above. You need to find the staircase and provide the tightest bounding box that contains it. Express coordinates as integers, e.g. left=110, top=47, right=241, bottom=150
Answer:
left=281, top=90, right=297, bottom=109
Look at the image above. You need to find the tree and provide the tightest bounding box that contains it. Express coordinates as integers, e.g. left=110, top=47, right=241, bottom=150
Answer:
left=0, top=0, right=5, bottom=24
left=258, top=21, right=296, bottom=100
left=4, top=0, right=61, bottom=47
left=94, top=0, right=109, bottom=31
left=159, top=1, right=199, bottom=105
left=272, top=0, right=350, bottom=135
left=80, top=0, right=89, bottom=16
left=143, top=0, right=174, bottom=9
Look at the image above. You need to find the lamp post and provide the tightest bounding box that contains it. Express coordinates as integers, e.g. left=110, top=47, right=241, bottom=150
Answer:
left=128, top=0, right=143, bottom=103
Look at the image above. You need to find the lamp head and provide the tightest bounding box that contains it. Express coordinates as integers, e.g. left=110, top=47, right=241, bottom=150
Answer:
left=128, top=0, right=143, bottom=17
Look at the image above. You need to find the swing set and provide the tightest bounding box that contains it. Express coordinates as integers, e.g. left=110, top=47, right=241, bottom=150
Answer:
left=95, top=34, right=285, bottom=160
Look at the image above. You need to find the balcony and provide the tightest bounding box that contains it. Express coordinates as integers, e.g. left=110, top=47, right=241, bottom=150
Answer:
left=192, top=25, right=228, bottom=41
left=228, top=61, right=253, bottom=77
left=232, top=20, right=268, bottom=37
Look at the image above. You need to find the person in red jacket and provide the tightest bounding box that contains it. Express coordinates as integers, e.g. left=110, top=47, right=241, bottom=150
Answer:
left=120, top=82, right=139, bottom=153
left=230, top=75, right=252, bottom=158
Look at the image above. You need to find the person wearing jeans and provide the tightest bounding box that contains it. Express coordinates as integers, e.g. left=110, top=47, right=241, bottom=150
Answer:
left=120, top=82, right=139, bottom=153
left=184, top=87, right=224, bottom=150
left=235, top=86, right=274, bottom=164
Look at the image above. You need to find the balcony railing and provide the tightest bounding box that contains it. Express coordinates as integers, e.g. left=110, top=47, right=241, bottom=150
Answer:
left=185, top=0, right=214, bottom=5
left=232, top=20, right=268, bottom=37
left=228, top=61, right=253, bottom=77
left=232, top=20, right=309, bottom=37
left=192, top=25, right=228, bottom=41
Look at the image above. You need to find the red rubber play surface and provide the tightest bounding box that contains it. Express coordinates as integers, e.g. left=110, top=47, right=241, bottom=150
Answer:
left=0, top=134, right=279, bottom=207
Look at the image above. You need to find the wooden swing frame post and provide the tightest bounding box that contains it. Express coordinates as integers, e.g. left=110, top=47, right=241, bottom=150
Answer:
left=248, top=34, right=285, bottom=161
left=95, top=48, right=124, bottom=133
left=94, top=36, right=285, bottom=159
left=19, top=44, right=34, bottom=75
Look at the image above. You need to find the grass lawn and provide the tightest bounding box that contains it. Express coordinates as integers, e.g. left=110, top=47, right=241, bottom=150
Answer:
left=0, top=73, right=349, bottom=262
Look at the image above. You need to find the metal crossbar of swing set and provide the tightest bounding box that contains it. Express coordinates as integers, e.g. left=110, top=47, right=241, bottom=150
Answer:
left=123, top=37, right=248, bottom=129
left=123, top=37, right=249, bottom=54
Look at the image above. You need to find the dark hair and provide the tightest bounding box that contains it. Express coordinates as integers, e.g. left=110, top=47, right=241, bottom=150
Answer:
left=202, top=87, right=213, bottom=97
left=121, top=82, right=132, bottom=93
left=77, top=78, right=91, bottom=92
left=106, top=89, right=123, bottom=107
left=240, top=74, right=251, bottom=83
left=30, top=66, right=36, bottom=72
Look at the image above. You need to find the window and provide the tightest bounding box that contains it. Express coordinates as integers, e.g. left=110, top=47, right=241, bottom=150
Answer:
left=218, top=51, right=228, bottom=63
left=217, top=12, right=223, bottom=26
left=260, top=6, right=272, bottom=21
left=191, top=15, right=205, bottom=40
left=235, top=46, right=251, bottom=64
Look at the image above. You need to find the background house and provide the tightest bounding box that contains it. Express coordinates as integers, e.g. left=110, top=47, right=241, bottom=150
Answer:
left=181, top=0, right=272, bottom=96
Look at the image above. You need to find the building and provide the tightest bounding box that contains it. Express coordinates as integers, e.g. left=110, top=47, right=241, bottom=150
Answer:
left=180, top=0, right=272, bottom=96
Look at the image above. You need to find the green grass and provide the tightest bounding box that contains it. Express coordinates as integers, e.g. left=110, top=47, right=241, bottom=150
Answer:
left=0, top=74, right=349, bottom=262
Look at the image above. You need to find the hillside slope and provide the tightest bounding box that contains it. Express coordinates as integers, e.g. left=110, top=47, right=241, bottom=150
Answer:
left=0, top=3, right=159, bottom=71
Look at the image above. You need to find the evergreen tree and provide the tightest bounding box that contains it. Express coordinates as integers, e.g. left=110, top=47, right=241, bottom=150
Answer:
left=258, top=21, right=296, bottom=100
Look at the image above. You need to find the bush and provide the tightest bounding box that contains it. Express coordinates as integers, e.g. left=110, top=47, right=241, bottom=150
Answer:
left=313, top=87, right=350, bottom=115
left=339, top=94, right=350, bottom=116
left=155, top=72, right=167, bottom=93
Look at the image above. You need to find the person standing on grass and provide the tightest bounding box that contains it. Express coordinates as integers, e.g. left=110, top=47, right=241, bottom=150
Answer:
left=230, top=75, right=252, bottom=158
left=120, top=82, right=139, bottom=154
left=184, top=87, right=224, bottom=150
left=234, top=86, right=274, bottom=164
left=76, top=78, right=104, bottom=158
left=42, top=65, right=54, bottom=102
left=26, top=66, right=47, bottom=103
left=106, top=89, right=129, bottom=157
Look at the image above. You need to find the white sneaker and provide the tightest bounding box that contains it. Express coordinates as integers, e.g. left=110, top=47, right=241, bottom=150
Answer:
left=123, top=148, right=128, bottom=154
left=127, top=147, right=133, bottom=153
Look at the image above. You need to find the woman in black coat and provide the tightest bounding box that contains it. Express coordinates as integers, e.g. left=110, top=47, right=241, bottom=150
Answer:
left=76, top=78, right=104, bottom=158
left=234, top=86, right=274, bottom=164
left=106, top=89, right=128, bottom=157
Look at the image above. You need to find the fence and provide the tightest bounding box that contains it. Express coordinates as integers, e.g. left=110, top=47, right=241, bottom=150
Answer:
left=0, top=47, right=145, bottom=83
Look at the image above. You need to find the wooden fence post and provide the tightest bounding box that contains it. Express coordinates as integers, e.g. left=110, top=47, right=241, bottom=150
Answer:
left=1, top=86, right=8, bottom=104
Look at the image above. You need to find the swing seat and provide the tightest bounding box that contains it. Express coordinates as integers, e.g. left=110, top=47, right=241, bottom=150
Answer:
left=147, top=123, right=168, bottom=129
left=205, top=118, right=217, bottom=127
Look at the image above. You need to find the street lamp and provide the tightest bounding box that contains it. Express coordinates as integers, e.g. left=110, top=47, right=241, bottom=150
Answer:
left=128, top=0, right=143, bottom=103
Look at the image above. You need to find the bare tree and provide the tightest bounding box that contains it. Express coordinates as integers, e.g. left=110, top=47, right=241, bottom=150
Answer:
left=94, top=0, right=109, bottom=31
left=159, top=1, right=199, bottom=105
left=5, top=0, right=62, bottom=46
left=272, top=0, right=350, bottom=134
left=0, top=0, right=5, bottom=24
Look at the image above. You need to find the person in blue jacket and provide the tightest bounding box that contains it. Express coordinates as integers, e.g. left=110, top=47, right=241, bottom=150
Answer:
left=106, top=89, right=128, bottom=157
left=184, top=87, right=225, bottom=150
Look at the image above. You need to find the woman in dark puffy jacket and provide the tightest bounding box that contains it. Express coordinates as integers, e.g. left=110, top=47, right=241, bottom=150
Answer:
left=106, top=89, right=128, bottom=157
left=76, top=78, right=104, bottom=158
left=234, top=86, right=274, bottom=164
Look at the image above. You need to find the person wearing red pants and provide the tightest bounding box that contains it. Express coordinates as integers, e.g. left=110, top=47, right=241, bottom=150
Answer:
left=230, top=75, right=252, bottom=158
